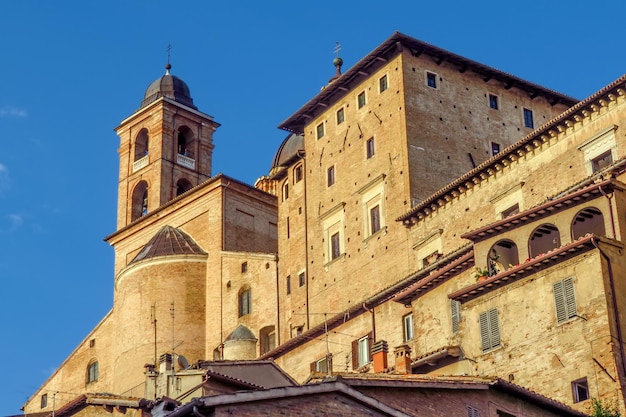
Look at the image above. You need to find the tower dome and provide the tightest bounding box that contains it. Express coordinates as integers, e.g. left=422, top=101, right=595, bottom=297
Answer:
left=140, top=64, right=197, bottom=110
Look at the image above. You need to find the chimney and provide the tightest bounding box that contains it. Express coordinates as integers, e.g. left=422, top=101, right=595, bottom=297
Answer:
left=394, top=344, right=412, bottom=374
left=371, top=340, right=389, bottom=372
left=159, top=353, right=172, bottom=373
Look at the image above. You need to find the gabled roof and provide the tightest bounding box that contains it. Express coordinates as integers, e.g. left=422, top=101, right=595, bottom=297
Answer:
left=197, top=360, right=298, bottom=389
left=279, top=32, right=577, bottom=134
left=398, top=74, right=626, bottom=226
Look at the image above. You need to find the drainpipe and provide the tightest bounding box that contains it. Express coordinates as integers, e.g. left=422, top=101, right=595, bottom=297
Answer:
left=363, top=303, right=376, bottom=341
left=302, top=152, right=310, bottom=330
left=591, top=237, right=626, bottom=381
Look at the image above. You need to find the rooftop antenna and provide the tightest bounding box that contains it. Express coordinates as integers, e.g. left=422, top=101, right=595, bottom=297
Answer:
left=324, top=313, right=331, bottom=377
left=166, top=44, right=172, bottom=74
left=170, top=301, right=175, bottom=391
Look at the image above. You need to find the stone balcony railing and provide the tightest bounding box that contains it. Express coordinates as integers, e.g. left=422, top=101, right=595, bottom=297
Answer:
left=177, top=153, right=195, bottom=169
left=132, top=155, right=149, bottom=173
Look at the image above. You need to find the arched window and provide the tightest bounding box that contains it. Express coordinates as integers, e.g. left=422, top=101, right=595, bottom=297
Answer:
left=238, top=287, right=251, bottom=317
left=86, top=360, right=99, bottom=383
left=259, top=325, right=276, bottom=355
left=131, top=181, right=148, bottom=221
left=177, top=126, right=194, bottom=158
left=176, top=178, right=193, bottom=196
left=529, top=223, right=560, bottom=258
left=487, top=239, right=519, bottom=275
left=134, top=128, right=149, bottom=161
left=571, top=207, right=605, bottom=240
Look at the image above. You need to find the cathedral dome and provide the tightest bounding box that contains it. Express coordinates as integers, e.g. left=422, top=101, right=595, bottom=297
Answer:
left=271, top=133, right=304, bottom=169
left=140, top=64, right=197, bottom=110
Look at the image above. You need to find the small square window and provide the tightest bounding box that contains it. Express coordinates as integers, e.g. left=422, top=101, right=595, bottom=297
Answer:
left=357, top=91, right=366, bottom=109
left=330, top=232, right=341, bottom=260
left=294, top=165, right=303, bottom=183
left=426, top=72, right=437, bottom=88
left=466, top=405, right=480, bottom=417
left=327, top=166, right=335, bottom=187
left=403, top=314, right=414, bottom=341
left=286, top=275, right=291, bottom=295
left=489, top=94, right=499, bottom=110
left=379, top=75, right=388, bottom=93
left=240, top=262, right=247, bottom=273
left=491, top=142, right=501, bottom=156
left=336, top=107, right=345, bottom=125
left=591, top=150, right=613, bottom=173
left=316, top=122, right=325, bottom=139
left=366, top=137, right=375, bottom=159
left=89, top=338, right=96, bottom=348
left=572, top=378, right=589, bottom=403
left=298, top=272, right=305, bottom=287
left=313, top=356, right=331, bottom=373
left=523, top=108, right=534, bottom=128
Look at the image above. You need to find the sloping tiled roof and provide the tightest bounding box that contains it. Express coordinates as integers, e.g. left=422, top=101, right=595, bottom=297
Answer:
left=129, top=225, right=207, bottom=265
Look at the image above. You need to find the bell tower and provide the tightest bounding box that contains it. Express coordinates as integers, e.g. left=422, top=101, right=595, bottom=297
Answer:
left=114, top=63, right=220, bottom=229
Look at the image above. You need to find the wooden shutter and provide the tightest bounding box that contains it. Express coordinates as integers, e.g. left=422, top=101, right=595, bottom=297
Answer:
left=489, top=308, right=500, bottom=349
left=351, top=339, right=358, bottom=369
left=451, top=300, right=461, bottom=333
left=479, top=311, right=490, bottom=351
left=564, top=277, right=576, bottom=320
left=367, top=331, right=374, bottom=363
left=554, top=277, right=576, bottom=323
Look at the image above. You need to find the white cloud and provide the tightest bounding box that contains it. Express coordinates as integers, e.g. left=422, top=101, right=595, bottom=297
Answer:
left=0, top=106, right=27, bottom=118
left=0, top=163, right=9, bottom=193
left=0, top=213, right=23, bottom=233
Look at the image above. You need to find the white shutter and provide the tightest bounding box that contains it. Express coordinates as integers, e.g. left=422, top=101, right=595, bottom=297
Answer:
left=480, top=308, right=499, bottom=351
left=564, top=277, right=577, bottom=320
left=489, top=308, right=500, bottom=349
left=553, top=280, right=566, bottom=323
left=479, top=311, right=490, bottom=351
left=451, top=300, right=461, bottom=333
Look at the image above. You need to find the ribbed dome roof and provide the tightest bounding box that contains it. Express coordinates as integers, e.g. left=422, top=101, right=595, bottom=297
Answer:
left=129, top=225, right=206, bottom=265
left=140, top=65, right=197, bottom=110
left=225, top=324, right=257, bottom=342
left=271, top=133, right=304, bottom=169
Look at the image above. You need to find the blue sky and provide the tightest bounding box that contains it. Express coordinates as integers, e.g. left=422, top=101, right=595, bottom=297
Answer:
left=1, top=1, right=624, bottom=414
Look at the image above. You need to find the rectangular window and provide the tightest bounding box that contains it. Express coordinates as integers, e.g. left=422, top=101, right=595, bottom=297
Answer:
left=591, top=150, right=613, bottom=172
left=316, top=122, right=325, bottom=139
left=241, top=262, right=248, bottom=273
left=352, top=334, right=371, bottom=368
left=379, top=75, right=388, bottom=92
left=554, top=277, right=577, bottom=324
left=294, top=165, right=303, bottom=183
left=282, top=182, right=289, bottom=201
left=298, top=272, right=305, bottom=287
left=286, top=216, right=290, bottom=239
left=336, top=107, right=345, bottom=124
left=311, top=355, right=332, bottom=373
left=41, top=394, right=47, bottom=409
left=366, top=137, right=375, bottom=159
left=357, top=91, right=366, bottom=108
left=572, top=378, right=589, bottom=403
left=238, top=289, right=251, bottom=317
left=491, top=142, right=501, bottom=156
left=479, top=308, right=500, bottom=352
left=426, top=72, right=437, bottom=88
left=330, top=232, right=341, bottom=260
left=327, top=166, right=335, bottom=187
left=286, top=275, right=291, bottom=295
left=489, top=94, right=499, bottom=110
left=523, top=108, right=534, bottom=128
left=501, top=203, right=520, bottom=219
left=451, top=299, right=461, bottom=333
left=403, top=314, right=414, bottom=341
left=370, top=205, right=381, bottom=234
left=497, top=411, right=516, bottom=417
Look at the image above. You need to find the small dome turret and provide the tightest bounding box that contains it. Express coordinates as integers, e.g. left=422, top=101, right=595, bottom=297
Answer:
left=140, top=64, right=197, bottom=110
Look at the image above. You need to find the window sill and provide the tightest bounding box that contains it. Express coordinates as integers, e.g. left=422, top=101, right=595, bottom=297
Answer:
left=363, top=226, right=387, bottom=247
left=324, top=253, right=346, bottom=271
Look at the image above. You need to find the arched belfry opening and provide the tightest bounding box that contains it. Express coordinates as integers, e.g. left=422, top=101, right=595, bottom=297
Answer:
left=528, top=223, right=560, bottom=258
left=176, top=178, right=193, bottom=196
left=131, top=181, right=149, bottom=221
left=134, top=128, right=149, bottom=161
left=571, top=207, right=605, bottom=239
left=177, top=126, right=194, bottom=158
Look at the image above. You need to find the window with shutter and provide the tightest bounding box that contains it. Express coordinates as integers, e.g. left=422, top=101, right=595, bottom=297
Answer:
left=467, top=405, right=480, bottom=417
left=451, top=300, right=461, bottom=333
left=553, top=277, right=577, bottom=324
left=479, top=308, right=500, bottom=352
left=352, top=332, right=373, bottom=369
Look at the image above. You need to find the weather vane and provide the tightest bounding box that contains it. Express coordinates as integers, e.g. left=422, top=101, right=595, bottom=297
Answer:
left=334, top=42, right=341, bottom=58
